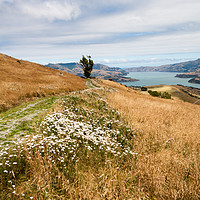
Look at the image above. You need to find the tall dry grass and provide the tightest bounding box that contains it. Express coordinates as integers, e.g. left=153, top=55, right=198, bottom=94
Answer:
left=1, top=76, right=199, bottom=199
left=103, top=80, right=200, bottom=199
left=0, top=53, right=87, bottom=112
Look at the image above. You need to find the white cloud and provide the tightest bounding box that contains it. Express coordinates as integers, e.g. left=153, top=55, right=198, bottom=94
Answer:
left=20, top=1, right=81, bottom=21
left=0, top=0, right=81, bottom=21
left=78, top=0, right=200, bottom=33
left=103, top=58, right=128, bottom=64
left=0, top=0, right=200, bottom=65
left=103, top=59, right=111, bottom=63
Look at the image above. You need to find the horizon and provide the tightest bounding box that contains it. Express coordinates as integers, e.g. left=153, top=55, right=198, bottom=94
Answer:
left=45, top=54, right=200, bottom=68
left=1, top=0, right=200, bottom=67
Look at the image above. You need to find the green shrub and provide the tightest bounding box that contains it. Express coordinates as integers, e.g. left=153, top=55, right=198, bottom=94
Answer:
left=161, top=92, right=171, bottom=99
left=148, top=90, right=161, bottom=97
left=141, top=87, right=147, bottom=91
left=148, top=90, right=171, bottom=99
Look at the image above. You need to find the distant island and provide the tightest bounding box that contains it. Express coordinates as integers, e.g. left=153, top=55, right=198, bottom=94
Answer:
left=46, top=63, right=138, bottom=82
left=125, top=58, right=200, bottom=84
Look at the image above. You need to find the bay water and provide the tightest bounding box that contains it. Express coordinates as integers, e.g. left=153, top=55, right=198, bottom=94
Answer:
left=123, top=72, right=200, bottom=89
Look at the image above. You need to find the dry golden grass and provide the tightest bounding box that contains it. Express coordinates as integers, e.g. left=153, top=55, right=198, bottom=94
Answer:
left=137, top=84, right=200, bottom=105
left=101, top=80, right=200, bottom=199
left=1, top=75, right=199, bottom=199
left=0, top=53, right=87, bottom=112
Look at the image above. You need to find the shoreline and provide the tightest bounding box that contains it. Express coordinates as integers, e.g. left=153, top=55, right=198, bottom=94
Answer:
left=120, top=71, right=200, bottom=88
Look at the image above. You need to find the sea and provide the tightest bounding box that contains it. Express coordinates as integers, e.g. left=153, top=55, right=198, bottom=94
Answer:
left=122, top=72, right=200, bottom=89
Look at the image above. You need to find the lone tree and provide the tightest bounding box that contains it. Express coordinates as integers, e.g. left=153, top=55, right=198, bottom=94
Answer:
left=79, top=55, right=94, bottom=78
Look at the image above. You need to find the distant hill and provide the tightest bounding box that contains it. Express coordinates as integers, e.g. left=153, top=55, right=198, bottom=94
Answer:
left=126, top=58, right=200, bottom=73
left=46, top=63, right=138, bottom=82
left=0, top=53, right=87, bottom=111
left=126, top=58, right=200, bottom=84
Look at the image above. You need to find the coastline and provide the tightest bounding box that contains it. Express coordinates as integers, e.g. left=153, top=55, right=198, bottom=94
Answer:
left=175, top=73, right=200, bottom=84
left=120, top=71, right=200, bottom=88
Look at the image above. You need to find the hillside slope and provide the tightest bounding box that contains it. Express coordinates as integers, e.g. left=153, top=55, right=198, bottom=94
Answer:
left=46, top=62, right=138, bottom=82
left=126, top=58, right=200, bottom=72
left=0, top=53, right=87, bottom=111
left=0, top=79, right=199, bottom=199
left=104, top=80, right=200, bottom=199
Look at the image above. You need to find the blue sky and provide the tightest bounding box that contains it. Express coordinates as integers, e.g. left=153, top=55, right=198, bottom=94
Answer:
left=1, top=0, right=200, bottom=67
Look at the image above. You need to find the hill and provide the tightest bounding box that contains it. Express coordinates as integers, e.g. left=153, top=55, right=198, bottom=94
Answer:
left=0, top=79, right=199, bottom=199
left=46, top=62, right=138, bottom=82
left=131, top=84, right=200, bottom=105
left=126, top=58, right=200, bottom=73
left=0, top=53, right=87, bottom=112
left=126, top=58, right=200, bottom=84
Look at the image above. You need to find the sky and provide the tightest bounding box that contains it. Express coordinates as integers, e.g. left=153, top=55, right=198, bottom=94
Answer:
left=1, top=0, right=200, bottom=67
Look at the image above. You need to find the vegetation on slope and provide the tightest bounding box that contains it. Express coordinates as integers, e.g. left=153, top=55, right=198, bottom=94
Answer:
left=104, top=80, right=200, bottom=199
left=0, top=84, right=137, bottom=199
left=139, top=85, right=200, bottom=105
left=0, top=53, right=87, bottom=112
left=0, top=78, right=199, bottom=199
left=0, top=96, right=59, bottom=147
left=148, top=90, right=171, bottom=99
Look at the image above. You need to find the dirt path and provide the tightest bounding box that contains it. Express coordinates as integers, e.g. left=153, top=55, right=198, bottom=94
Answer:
left=0, top=96, right=58, bottom=146
left=86, top=79, right=100, bottom=89
left=0, top=79, right=109, bottom=147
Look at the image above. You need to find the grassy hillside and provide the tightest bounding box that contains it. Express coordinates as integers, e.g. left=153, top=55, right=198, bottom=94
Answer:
left=105, top=80, right=200, bottom=199
left=0, top=77, right=199, bottom=199
left=0, top=96, right=59, bottom=146
left=140, top=85, right=200, bottom=105
left=0, top=53, right=87, bottom=112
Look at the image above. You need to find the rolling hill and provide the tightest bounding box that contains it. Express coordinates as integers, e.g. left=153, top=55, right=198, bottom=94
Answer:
left=126, top=58, right=200, bottom=73
left=0, top=53, right=87, bottom=112
left=46, top=62, right=138, bottom=82
left=0, top=53, right=199, bottom=199
left=0, top=78, right=199, bottom=199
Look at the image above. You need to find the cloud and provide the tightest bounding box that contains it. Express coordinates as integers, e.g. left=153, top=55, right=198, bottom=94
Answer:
left=79, top=0, right=200, bottom=34
left=21, top=1, right=81, bottom=21
left=100, top=55, right=197, bottom=67
left=0, top=0, right=81, bottom=22
left=0, top=0, right=200, bottom=65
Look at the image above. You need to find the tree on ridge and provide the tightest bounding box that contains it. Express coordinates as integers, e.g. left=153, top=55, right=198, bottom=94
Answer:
left=79, top=55, right=94, bottom=78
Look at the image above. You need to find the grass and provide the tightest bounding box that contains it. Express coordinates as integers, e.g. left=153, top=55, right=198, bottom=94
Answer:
left=0, top=85, right=137, bottom=199
left=103, top=80, right=200, bottom=199
left=143, top=85, right=200, bottom=104
left=142, top=85, right=174, bottom=94
left=0, top=96, right=59, bottom=147
left=0, top=78, right=199, bottom=199
left=0, top=53, right=87, bottom=112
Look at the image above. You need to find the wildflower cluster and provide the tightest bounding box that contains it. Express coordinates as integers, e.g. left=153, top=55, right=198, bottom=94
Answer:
left=0, top=89, right=136, bottom=198
left=40, top=105, right=135, bottom=158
